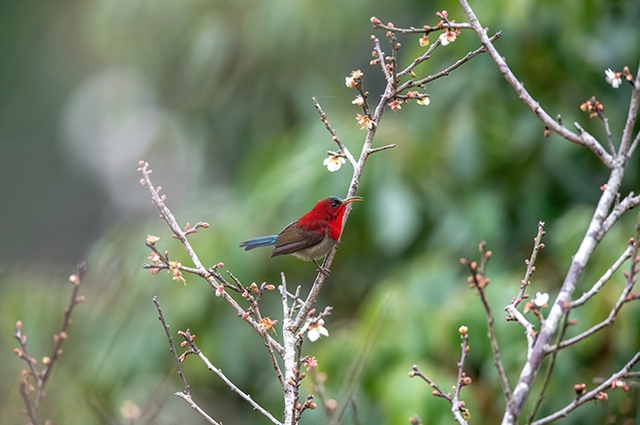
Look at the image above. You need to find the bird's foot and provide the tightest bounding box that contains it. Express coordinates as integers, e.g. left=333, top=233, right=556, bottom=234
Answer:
left=312, top=260, right=330, bottom=277
left=317, top=266, right=330, bottom=277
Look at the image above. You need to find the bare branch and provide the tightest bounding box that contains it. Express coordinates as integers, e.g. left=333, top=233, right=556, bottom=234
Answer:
left=619, top=61, right=640, bottom=156
left=371, top=35, right=392, bottom=83
left=570, top=243, right=634, bottom=308
left=531, top=351, right=640, bottom=425
left=174, top=392, right=221, bottom=425
left=454, top=3, right=637, bottom=423
left=138, top=161, right=284, bottom=355
left=396, top=37, right=442, bottom=80
left=14, top=262, right=87, bottom=425
left=526, top=313, right=570, bottom=423
left=462, top=244, right=511, bottom=402
left=372, top=20, right=472, bottom=35
left=628, top=129, right=640, bottom=159
left=548, top=213, right=640, bottom=352
left=367, top=144, right=396, bottom=155
left=152, top=297, right=190, bottom=394
left=409, top=329, right=472, bottom=425
left=411, top=32, right=502, bottom=87
left=312, top=97, right=357, bottom=168
left=410, top=365, right=452, bottom=402
left=509, top=222, right=546, bottom=314
left=179, top=329, right=282, bottom=425
left=602, top=116, right=616, bottom=155
left=458, top=0, right=614, bottom=168
left=451, top=330, right=471, bottom=425
left=601, top=191, right=640, bottom=235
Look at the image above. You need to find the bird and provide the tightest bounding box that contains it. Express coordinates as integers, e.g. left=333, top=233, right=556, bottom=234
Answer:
left=239, top=196, right=362, bottom=275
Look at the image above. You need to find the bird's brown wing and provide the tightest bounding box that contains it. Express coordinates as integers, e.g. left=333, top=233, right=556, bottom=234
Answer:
left=271, top=222, right=325, bottom=257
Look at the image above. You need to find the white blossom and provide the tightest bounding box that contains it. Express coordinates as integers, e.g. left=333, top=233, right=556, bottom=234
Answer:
left=438, top=31, right=457, bottom=46
left=604, top=68, right=622, bottom=89
left=323, top=156, right=345, bottom=172
left=534, top=292, right=549, bottom=308
left=307, top=319, right=329, bottom=342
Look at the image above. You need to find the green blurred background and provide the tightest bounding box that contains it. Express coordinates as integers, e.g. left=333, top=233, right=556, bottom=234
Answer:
left=1, top=0, right=639, bottom=424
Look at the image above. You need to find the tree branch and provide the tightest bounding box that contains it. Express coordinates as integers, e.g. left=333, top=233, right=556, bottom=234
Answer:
left=13, top=262, right=87, bottom=425
left=152, top=297, right=190, bottom=395
left=138, top=161, right=284, bottom=355
left=531, top=351, right=640, bottom=425
left=458, top=0, right=614, bottom=168
left=619, top=61, right=640, bottom=156
left=180, top=329, right=282, bottom=425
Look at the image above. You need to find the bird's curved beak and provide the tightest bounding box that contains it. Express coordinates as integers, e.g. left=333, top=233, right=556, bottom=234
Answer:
left=342, top=196, right=363, bottom=205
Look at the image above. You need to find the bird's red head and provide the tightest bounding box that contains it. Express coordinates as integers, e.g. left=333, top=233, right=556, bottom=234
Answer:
left=297, top=196, right=363, bottom=240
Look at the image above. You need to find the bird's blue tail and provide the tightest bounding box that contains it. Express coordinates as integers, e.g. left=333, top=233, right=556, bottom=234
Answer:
left=239, top=235, right=277, bottom=251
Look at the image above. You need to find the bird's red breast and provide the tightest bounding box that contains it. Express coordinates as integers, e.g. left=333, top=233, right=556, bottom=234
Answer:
left=296, top=198, right=350, bottom=241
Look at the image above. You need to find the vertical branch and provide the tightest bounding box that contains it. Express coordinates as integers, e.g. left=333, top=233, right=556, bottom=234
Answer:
left=619, top=62, right=640, bottom=155
left=455, top=3, right=638, bottom=423
left=13, top=263, right=87, bottom=425
left=509, top=222, right=546, bottom=313
left=462, top=244, right=512, bottom=402
left=282, top=306, right=298, bottom=425
left=152, top=297, right=191, bottom=395
left=451, top=328, right=470, bottom=425
left=525, top=312, right=569, bottom=424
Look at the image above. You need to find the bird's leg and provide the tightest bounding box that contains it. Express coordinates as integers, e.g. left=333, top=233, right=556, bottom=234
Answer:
left=312, top=259, right=330, bottom=276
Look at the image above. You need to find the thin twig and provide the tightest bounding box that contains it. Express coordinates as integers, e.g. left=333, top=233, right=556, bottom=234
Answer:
left=410, top=365, right=452, bottom=401
left=505, top=304, right=536, bottom=356
left=547, top=214, right=640, bottom=353
left=463, top=244, right=511, bottom=402
left=602, top=116, right=616, bottom=154
left=601, top=192, right=640, bottom=235
left=411, top=32, right=502, bottom=86
left=174, top=392, right=221, bottom=425
left=396, top=38, right=441, bottom=79
left=152, top=297, right=190, bottom=394
left=628, top=129, right=640, bottom=159
left=458, top=0, right=613, bottom=167
left=14, top=262, right=87, bottom=425
left=451, top=330, right=470, bottom=425
left=180, top=329, right=282, bottom=425
left=371, top=36, right=392, bottom=83
left=510, top=222, right=546, bottom=314
left=526, top=312, right=570, bottom=424
left=531, top=351, right=640, bottom=425
left=618, top=61, right=640, bottom=156
left=138, top=161, right=284, bottom=355
left=312, top=97, right=357, bottom=168
left=367, top=144, right=396, bottom=155
left=372, top=20, right=472, bottom=35
left=388, top=32, right=399, bottom=90
left=570, top=243, right=634, bottom=308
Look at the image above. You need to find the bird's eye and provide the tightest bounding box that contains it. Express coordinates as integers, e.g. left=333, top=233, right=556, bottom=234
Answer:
left=332, top=200, right=340, bottom=208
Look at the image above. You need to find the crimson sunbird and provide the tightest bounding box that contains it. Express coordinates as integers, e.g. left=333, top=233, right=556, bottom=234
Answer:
left=239, top=196, right=362, bottom=274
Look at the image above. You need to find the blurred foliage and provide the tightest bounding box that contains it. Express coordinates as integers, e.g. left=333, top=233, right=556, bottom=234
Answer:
left=1, top=0, right=639, bottom=424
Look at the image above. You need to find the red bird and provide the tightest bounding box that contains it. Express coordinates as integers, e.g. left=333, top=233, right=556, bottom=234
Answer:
left=239, top=196, right=362, bottom=274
